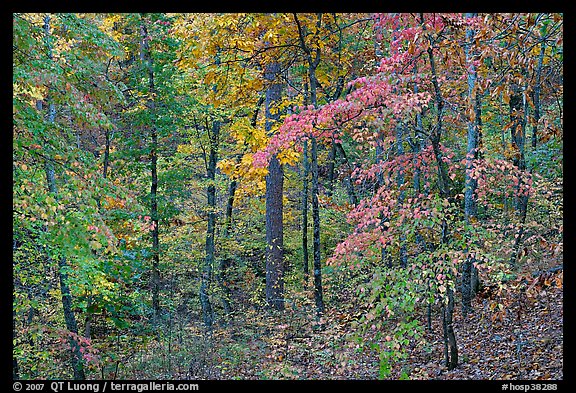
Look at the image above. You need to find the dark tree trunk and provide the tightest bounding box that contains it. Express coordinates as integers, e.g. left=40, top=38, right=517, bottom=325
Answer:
left=532, top=27, right=546, bottom=149
left=510, top=83, right=528, bottom=212
left=295, top=12, right=325, bottom=318
left=411, top=65, right=428, bottom=253
left=140, top=16, right=161, bottom=320
left=201, top=120, right=219, bottom=330
left=335, top=143, right=359, bottom=206
left=442, top=286, right=458, bottom=370
left=218, top=176, right=236, bottom=320
left=41, top=14, right=85, bottom=380
left=325, top=73, right=345, bottom=197
left=264, top=61, right=285, bottom=311
left=420, top=12, right=458, bottom=369
left=326, top=76, right=344, bottom=196
left=462, top=12, right=481, bottom=318
left=103, top=129, right=111, bottom=179
left=311, top=136, right=324, bottom=317
left=266, top=155, right=284, bottom=310
left=509, top=82, right=529, bottom=268
left=302, top=139, right=310, bottom=287
left=58, top=256, right=86, bottom=379
left=396, top=122, right=407, bottom=268
left=421, top=13, right=451, bottom=198
left=375, top=129, right=391, bottom=268
left=13, top=309, right=20, bottom=380
left=326, top=141, right=337, bottom=197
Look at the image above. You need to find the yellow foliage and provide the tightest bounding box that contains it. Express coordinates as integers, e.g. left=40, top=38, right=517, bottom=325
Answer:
left=14, top=82, right=46, bottom=105
left=229, top=117, right=268, bottom=150
left=277, top=147, right=300, bottom=166
left=217, top=158, right=237, bottom=177
left=176, top=144, right=195, bottom=154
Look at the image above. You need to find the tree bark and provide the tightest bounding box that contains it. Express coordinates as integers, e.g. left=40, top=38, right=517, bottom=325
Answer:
left=335, top=143, right=359, bottom=206
left=103, top=129, right=111, bottom=179
left=532, top=25, right=546, bottom=149
left=264, top=61, right=285, bottom=311
left=201, top=120, right=219, bottom=330
left=509, top=82, right=529, bottom=268
left=420, top=12, right=458, bottom=369
left=311, top=136, right=324, bottom=317
left=421, top=13, right=451, bottom=198
left=13, top=308, right=20, bottom=380
left=140, top=16, right=161, bottom=320
left=442, top=286, right=458, bottom=370
left=218, top=175, right=236, bottom=320
left=42, top=14, right=86, bottom=380
left=302, top=139, right=310, bottom=287
left=462, top=12, right=481, bottom=318
left=295, top=12, right=325, bottom=318
left=396, top=122, right=407, bottom=268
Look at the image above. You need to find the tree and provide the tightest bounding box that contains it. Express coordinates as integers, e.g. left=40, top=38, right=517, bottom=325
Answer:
left=264, top=60, right=285, bottom=311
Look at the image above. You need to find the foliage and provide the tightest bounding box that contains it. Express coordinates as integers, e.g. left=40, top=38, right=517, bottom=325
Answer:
left=13, top=12, right=562, bottom=380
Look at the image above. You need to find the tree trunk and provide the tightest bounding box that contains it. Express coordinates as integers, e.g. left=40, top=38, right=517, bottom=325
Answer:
left=509, top=82, right=529, bottom=268
left=420, top=12, right=458, bottom=369
left=396, top=122, right=407, bottom=268
left=412, top=65, right=428, bottom=253
left=335, top=143, right=359, bottom=206
left=311, top=136, right=324, bottom=317
left=58, top=256, right=86, bottom=379
left=42, top=14, right=86, bottom=380
left=201, top=120, right=219, bottom=330
left=264, top=61, right=285, bottom=311
left=302, top=139, right=310, bottom=287
left=218, top=176, right=236, bottom=320
left=326, top=141, right=337, bottom=198
left=296, top=12, right=326, bottom=318
left=462, top=12, right=480, bottom=318
left=140, top=16, right=161, bottom=320
left=13, top=309, right=20, bottom=380
left=421, top=13, right=451, bottom=198
left=103, top=129, right=111, bottom=179
left=442, top=286, right=458, bottom=370
left=532, top=26, right=546, bottom=148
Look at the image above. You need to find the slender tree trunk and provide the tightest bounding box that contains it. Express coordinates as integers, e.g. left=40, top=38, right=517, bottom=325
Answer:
left=335, top=143, right=359, bottom=206
left=325, top=75, right=345, bottom=198
left=140, top=16, right=161, bottom=320
left=375, top=130, right=391, bottom=268
left=420, top=12, right=457, bottom=369
left=201, top=120, right=219, bottom=330
left=326, top=141, right=337, bottom=198
left=532, top=25, right=546, bottom=149
left=13, top=308, right=20, bottom=380
left=509, top=80, right=530, bottom=268
left=295, top=12, right=325, bottom=318
left=58, top=256, right=86, bottom=379
left=42, top=14, right=85, bottom=380
left=302, top=139, right=310, bottom=287
left=264, top=61, right=285, bottom=311
left=462, top=12, right=481, bottom=318
left=103, top=129, right=111, bottom=179
left=442, top=286, right=458, bottom=370
left=311, top=136, right=324, bottom=317
left=396, top=122, right=407, bottom=268
left=421, top=13, right=451, bottom=198
left=218, top=175, right=236, bottom=320
left=412, top=65, right=427, bottom=253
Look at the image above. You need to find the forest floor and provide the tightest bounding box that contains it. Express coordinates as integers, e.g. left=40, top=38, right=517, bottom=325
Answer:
left=131, top=263, right=562, bottom=381
left=197, top=265, right=563, bottom=380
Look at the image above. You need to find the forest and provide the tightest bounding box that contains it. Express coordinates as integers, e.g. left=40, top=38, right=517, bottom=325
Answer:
left=13, top=13, right=563, bottom=381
